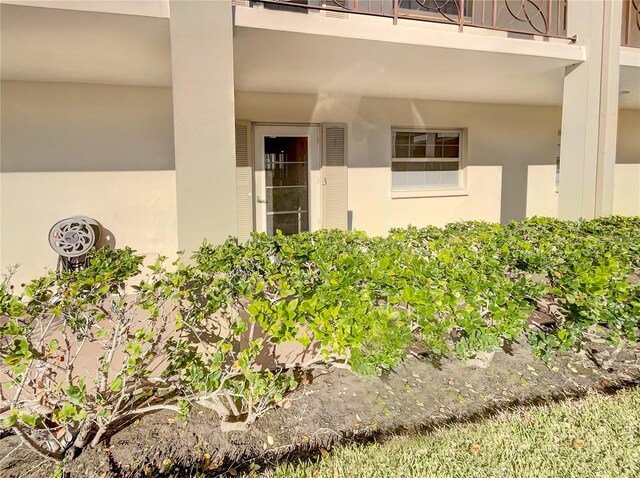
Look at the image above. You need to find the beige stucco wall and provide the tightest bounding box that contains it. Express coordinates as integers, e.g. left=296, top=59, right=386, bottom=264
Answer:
left=613, top=109, right=640, bottom=216
left=0, top=80, right=178, bottom=284
left=526, top=109, right=640, bottom=219
left=616, top=109, right=640, bottom=165
left=1, top=172, right=179, bottom=285
left=526, top=165, right=559, bottom=218
left=236, top=92, right=562, bottom=235
left=1, top=81, right=175, bottom=172
left=0, top=89, right=634, bottom=285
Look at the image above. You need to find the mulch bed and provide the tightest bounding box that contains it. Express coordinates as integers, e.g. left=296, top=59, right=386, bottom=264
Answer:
left=2, top=337, right=639, bottom=478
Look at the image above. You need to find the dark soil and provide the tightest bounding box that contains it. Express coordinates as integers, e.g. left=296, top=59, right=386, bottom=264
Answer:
left=2, top=339, right=639, bottom=478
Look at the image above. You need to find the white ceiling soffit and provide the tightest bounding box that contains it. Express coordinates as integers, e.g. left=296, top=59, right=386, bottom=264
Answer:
left=0, top=4, right=171, bottom=87
left=234, top=27, right=576, bottom=106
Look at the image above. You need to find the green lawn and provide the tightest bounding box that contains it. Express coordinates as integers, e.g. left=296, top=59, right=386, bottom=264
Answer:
left=263, top=388, right=640, bottom=478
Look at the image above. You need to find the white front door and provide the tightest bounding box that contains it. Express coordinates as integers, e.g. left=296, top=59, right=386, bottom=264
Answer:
left=254, top=125, right=321, bottom=236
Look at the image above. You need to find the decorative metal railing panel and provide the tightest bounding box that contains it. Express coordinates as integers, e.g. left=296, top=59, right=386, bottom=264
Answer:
left=253, top=0, right=570, bottom=40
left=623, top=0, right=640, bottom=47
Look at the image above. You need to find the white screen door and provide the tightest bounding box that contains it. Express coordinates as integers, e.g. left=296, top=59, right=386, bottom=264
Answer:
left=254, top=125, right=321, bottom=236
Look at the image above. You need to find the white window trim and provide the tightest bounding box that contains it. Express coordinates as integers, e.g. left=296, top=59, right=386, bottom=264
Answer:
left=391, top=127, right=466, bottom=196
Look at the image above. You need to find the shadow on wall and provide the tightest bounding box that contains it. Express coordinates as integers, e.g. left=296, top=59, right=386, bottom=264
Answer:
left=500, top=162, right=529, bottom=223
left=0, top=80, right=175, bottom=173
left=617, top=109, right=640, bottom=165
left=96, top=227, right=117, bottom=249
left=0, top=80, right=180, bottom=284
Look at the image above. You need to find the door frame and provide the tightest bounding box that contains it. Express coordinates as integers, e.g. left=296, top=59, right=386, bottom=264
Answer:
left=253, top=124, right=321, bottom=235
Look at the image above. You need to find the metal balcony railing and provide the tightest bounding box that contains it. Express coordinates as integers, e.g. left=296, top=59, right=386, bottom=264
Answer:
left=622, top=0, right=640, bottom=47
left=250, top=0, right=571, bottom=41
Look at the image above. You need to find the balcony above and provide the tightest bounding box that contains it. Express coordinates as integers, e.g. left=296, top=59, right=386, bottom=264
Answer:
left=233, top=1, right=585, bottom=106
left=244, top=0, right=571, bottom=40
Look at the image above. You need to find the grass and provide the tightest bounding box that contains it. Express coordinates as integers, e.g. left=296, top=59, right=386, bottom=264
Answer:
left=261, top=387, right=640, bottom=478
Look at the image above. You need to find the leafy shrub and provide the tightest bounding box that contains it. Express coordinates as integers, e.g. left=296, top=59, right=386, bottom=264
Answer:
left=158, top=253, right=298, bottom=432
left=193, top=223, right=543, bottom=371
left=0, top=247, right=297, bottom=461
left=497, top=217, right=640, bottom=359
left=0, top=248, right=186, bottom=461
left=1, top=216, right=638, bottom=462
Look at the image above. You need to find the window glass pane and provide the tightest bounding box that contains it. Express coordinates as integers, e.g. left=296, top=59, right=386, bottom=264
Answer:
left=394, top=132, right=411, bottom=145
left=440, top=170, right=459, bottom=185
left=409, top=145, right=426, bottom=158
left=394, top=144, right=410, bottom=158
left=392, top=161, right=460, bottom=172
left=263, top=135, right=310, bottom=235
left=436, top=133, right=460, bottom=146
left=392, top=129, right=462, bottom=188
left=392, top=161, right=460, bottom=189
left=426, top=133, right=438, bottom=144
left=264, top=137, right=308, bottom=163
left=439, top=161, right=459, bottom=171
left=265, top=163, right=307, bottom=187
left=393, top=130, right=460, bottom=159
left=392, top=170, right=460, bottom=189
left=412, top=133, right=430, bottom=144
left=442, top=146, right=459, bottom=158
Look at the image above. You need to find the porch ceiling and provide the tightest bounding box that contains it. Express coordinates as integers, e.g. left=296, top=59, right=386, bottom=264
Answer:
left=233, top=26, right=578, bottom=106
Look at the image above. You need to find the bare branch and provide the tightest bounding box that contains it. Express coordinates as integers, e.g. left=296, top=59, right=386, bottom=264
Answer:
left=13, top=424, right=63, bottom=464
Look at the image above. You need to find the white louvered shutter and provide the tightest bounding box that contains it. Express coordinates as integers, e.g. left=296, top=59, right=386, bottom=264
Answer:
left=322, top=123, right=348, bottom=230
left=235, top=121, right=254, bottom=243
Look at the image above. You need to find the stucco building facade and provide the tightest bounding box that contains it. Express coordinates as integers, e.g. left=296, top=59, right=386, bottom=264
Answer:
left=1, top=0, right=639, bottom=283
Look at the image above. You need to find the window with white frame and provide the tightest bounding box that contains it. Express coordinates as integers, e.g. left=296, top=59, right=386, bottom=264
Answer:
left=391, top=128, right=463, bottom=190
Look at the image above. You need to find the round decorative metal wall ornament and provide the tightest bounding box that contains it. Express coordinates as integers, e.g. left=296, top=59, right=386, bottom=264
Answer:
left=48, top=217, right=96, bottom=258
left=71, top=215, right=102, bottom=246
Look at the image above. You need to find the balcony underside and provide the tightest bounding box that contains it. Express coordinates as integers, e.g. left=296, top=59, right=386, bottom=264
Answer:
left=234, top=25, right=580, bottom=106
left=0, top=2, right=637, bottom=109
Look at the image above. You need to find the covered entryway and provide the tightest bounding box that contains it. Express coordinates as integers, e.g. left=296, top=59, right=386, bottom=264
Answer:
left=235, top=122, right=348, bottom=242
left=253, top=125, right=321, bottom=235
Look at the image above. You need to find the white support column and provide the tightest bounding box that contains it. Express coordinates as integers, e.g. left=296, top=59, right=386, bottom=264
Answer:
left=595, top=0, right=623, bottom=216
left=169, top=0, right=237, bottom=253
left=558, top=0, right=622, bottom=219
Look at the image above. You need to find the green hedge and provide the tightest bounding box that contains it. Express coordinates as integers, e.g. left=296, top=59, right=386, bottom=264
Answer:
left=193, top=215, right=640, bottom=369
left=1, top=216, right=638, bottom=458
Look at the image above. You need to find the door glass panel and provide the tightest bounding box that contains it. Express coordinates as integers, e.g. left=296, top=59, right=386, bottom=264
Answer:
left=265, top=164, right=308, bottom=186
left=267, top=212, right=309, bottom=236
left=264, top=136, right=309, bottom=236
left=266, top=186, right=308, bottom=212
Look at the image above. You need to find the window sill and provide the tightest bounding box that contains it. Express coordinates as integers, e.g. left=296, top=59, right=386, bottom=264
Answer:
left=391, top=188, right=469, bottom=199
